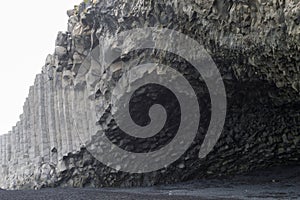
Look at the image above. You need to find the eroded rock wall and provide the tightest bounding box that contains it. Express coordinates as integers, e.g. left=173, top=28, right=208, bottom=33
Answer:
left=0, top=0, right=299, bottom=189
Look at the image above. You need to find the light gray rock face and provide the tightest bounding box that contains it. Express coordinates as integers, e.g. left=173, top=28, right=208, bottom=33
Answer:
left=0, top=0, right=300, bottom=190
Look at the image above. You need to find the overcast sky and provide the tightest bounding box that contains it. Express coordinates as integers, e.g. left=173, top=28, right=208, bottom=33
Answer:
left=0, top=0, right=82, bottom=135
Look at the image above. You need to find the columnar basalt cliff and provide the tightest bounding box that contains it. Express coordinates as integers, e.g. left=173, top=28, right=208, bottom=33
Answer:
left=0, top=0, right=299, bottom=190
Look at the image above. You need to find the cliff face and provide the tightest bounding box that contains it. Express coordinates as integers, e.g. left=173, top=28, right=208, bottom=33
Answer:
left=0, top=0, right=299, bottom=189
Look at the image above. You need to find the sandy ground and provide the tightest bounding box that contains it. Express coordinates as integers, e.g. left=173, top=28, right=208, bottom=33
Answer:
left=0, top=165, right=299, bottom=200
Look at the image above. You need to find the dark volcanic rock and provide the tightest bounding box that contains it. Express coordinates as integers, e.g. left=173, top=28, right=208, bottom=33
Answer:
left=0, top=0, right=299, bottom=190
left=48, top=0, right=300, bottom=188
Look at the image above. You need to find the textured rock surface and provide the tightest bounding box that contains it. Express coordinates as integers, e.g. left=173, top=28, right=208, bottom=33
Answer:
left=0, top=0, right=299, bottom=189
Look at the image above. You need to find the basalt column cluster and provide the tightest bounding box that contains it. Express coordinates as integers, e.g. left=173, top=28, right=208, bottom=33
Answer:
left=0, top=0, right=299, bottom=190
